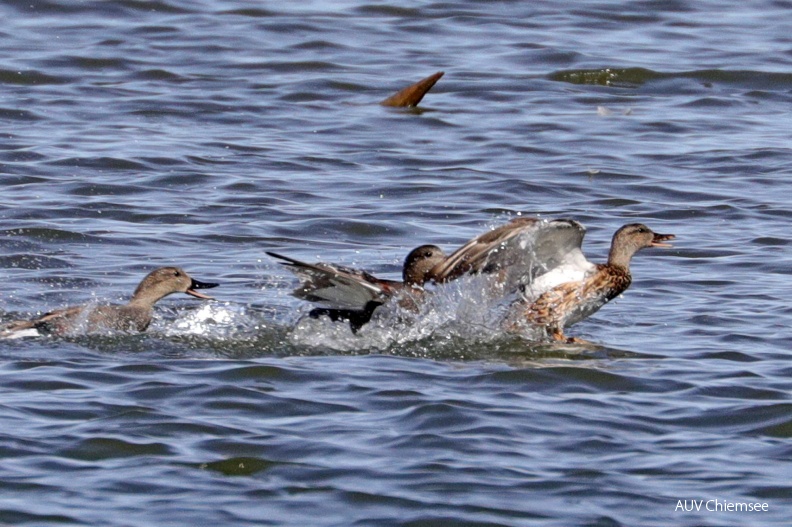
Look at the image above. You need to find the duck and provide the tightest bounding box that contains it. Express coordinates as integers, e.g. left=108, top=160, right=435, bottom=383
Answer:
left=504, top=223, right=675, bottom=343
left=0, top=267, right=218, bottom=338
left=267, top=245, right=446, bottom=333
left=268, top=217, right=583, bottom=332
left=380, top=71, right=444, bottom=107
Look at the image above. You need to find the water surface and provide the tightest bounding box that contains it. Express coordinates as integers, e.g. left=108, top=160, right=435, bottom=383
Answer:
left=1, top=1, right=791, bottom=525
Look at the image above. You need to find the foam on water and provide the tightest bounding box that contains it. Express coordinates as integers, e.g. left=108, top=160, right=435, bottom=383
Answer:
left=288, top=273, right=535, bottom=352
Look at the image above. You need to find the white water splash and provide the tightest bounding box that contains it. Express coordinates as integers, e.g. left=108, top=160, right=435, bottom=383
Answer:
left=159, top=302, right=265, bottom=339
left=288, top=274, right=515, bottom=352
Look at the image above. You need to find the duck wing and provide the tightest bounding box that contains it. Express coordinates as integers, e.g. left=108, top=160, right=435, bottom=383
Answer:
left=527, top=219, right=589, bottom=277
left=429, top=218, right=541, bottom=282
left=0, top=317, right=39, bottom=338
left=429, top=218, right=589, bottom=293
left=519, top=220, right=597, bottom=300
left=1, top=305, right=86, bottom=338
left=267, top=252, right=399, bottom=309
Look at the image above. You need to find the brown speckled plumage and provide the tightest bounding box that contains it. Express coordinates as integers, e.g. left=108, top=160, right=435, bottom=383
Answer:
left=513, top=223, right=674, bottom=343
left=524, top=263, right=631, bottom=339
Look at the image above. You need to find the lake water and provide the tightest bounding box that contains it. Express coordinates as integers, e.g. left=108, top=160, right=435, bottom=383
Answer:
left=1, top=1, right=791, bottom=525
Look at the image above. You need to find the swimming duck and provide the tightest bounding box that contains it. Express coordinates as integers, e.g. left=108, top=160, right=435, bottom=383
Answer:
left=380, top=71, right=444, bottom=107
left=267, top=245, right=446, bottom=332
left=504, top=223, right=675, bottom=342
left=1, top=267, right=218, bottom=338
left=268, top=217, right=579, bottom=332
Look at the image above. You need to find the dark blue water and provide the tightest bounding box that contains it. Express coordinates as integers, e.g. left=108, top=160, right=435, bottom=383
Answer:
left=1, top=1, right=791, bottom=525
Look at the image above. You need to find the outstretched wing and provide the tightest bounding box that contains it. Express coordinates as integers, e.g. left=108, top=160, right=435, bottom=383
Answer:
left=267, top=251, right=399, bottom=309
left=526, top=219, right=589, bottom=278
left=519, top=220, right=597, bottom=301
left=430, top=217, right=588, bottom=293
left=429, top=218, right=541, bottom=282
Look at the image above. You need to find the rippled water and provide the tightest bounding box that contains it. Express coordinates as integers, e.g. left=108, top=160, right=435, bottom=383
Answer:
left=1, top=0, right=791, bottom=525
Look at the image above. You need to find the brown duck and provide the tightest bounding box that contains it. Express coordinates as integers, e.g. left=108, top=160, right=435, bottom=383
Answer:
left=267, top=245, right=446, bottom=332
left=1, top=267, right=218, bottom=338
left=268, top=217, right=583, bottom=332
left=505, top=223, right=675, bottom=343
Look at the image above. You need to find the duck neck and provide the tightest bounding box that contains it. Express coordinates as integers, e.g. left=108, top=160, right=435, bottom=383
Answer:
left=127, top=294, right=159, bottom=310
left=607, top=246, right=635, bottom=271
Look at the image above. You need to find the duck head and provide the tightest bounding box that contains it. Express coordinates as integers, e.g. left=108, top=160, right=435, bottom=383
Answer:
left=130, top=267, right=219, bottom=306
left=402, top=244, right=447, bottom=286
left=608, top=224, right=675, bottom=268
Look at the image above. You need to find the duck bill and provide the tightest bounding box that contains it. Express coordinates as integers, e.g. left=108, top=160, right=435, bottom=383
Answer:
left=651, top=233, right=675, bottom=248
left=185, top=278, right=219, bottom=300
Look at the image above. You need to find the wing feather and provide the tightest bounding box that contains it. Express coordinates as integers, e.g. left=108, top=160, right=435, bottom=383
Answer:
left=268, top=251, right=393, bottom=309
left=430, top=218, right=589, bottom=294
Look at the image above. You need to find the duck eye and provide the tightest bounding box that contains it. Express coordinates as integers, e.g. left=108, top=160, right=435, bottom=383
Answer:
left=174, top=271, right=181, bottom=277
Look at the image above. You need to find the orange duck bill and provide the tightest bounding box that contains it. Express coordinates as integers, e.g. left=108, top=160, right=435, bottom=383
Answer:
left=651, top=233, right=675, bottom=248
left=185, top=278, right=219, bottom=299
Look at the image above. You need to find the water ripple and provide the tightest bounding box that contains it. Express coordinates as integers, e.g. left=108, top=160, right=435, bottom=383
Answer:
left=2, top=0, right=792, bottom=524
